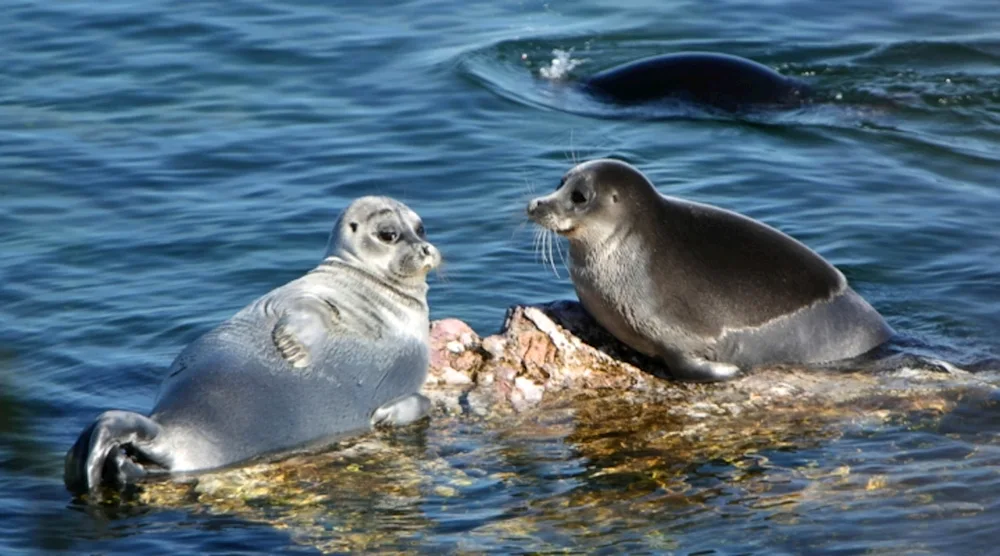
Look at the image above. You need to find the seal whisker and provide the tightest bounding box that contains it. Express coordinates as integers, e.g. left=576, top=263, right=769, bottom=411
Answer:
left=545, top=229, right=560, bottom=278
left=510, top=177, right=541, bottom=243
left=541, top=229, right=549, bottom=267
left=543, top=230, right=552, bottom=261
left=540, top=228, right=549, bottom=268
left=536, top=228, right=549, bottom=268
left=433, top=261, right=449, bottom=284
left=553, top=232, right=569, bottom=272
left=535, top=227, right=546, bottom=265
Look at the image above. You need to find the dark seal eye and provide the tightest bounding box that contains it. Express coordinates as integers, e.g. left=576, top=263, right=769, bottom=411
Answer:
left=377, top=229, right=399, bottom=243
left=571, top=190, right=587, bottom=205
left=415, top=223, right=426, bottom=238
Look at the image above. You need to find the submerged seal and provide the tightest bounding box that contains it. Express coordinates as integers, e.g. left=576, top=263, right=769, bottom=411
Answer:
left=579, top=52, right=810, bottom=111
left=65, top=196, right=442, bottom=495
left=527, top=159, right=892, bottom=382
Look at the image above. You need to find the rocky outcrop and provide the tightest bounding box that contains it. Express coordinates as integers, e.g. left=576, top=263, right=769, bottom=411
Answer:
left=425, top=300, right=981, bottom=421
left=426, top=301, right=663, bottom=415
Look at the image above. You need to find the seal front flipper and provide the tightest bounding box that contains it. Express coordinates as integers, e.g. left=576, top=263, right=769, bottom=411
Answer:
left=665, top=354, right=742, bottom=383
left=64, top=410, right=170, bottom=495
left=272, top=296, right=342, bottom=369
left=371, top=393, right=431, bottom=427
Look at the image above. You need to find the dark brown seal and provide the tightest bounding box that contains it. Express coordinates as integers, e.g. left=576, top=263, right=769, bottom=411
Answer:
left=527, top=159, right=892, bottom=382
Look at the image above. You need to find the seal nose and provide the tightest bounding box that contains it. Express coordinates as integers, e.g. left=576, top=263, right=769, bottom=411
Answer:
left=418, top=242, right=441, bottom=271
left=527, top=199, right=540, bottom=216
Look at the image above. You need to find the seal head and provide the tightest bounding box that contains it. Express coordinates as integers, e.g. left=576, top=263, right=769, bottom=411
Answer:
left=580, top=52, right=811, bottom=111
left=326, top=196, right=441, bottom=287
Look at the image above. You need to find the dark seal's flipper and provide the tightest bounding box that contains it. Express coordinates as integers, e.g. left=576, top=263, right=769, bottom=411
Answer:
left=371, top=393, right=431, bottom=427
left=663, top=353, right=742, bottom=383
left=64, top=410, right=170, bottom=495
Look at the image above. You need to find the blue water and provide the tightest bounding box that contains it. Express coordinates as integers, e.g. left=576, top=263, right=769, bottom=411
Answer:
left=2, top=0, right=1000, bottom=553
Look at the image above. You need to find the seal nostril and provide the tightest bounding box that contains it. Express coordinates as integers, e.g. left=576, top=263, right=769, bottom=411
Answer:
left=527, top=199, right=538, bottom=215
left=420, top=244, right=432, bottom=257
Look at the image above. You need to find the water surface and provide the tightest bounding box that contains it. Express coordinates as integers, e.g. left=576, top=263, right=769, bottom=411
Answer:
left=2, top=0, right=999, bottom=553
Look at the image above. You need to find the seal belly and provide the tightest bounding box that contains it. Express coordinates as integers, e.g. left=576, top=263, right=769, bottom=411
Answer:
left=717, top=288, right=893, bottom=367
left=151, top=355, right=364, bottom=470
left=150, top=329, right=423, bottom=471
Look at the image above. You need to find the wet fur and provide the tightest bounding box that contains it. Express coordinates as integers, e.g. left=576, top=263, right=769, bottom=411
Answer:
left=65, top=197, right=440, bottom=495
left=581, top=52, right=810, bottom=110
left=528, top=160, right=892, bottom=381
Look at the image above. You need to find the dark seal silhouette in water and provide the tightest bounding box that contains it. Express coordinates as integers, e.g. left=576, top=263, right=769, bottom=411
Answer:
left=579, top=52, right=810, bottom=111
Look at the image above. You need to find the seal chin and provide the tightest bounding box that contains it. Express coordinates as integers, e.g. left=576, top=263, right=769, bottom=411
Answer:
left=417, top=261, right=437, bottom=275
left=396, top=250, right=441, bottom=279
left=554, top=223, right=577, bottom=235
left=545, top=219, right=578, bottom=236
left=421, top=259, right=439, bottom=273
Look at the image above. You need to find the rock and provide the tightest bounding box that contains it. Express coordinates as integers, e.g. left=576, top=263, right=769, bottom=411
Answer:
left=423, top=301, right=687, bottom=414
left=439, top=366, right=472, bottom=386
left=480, top=335, right=506, bottom=360
left=427, top=319, right=485, bottom=385
left=425, top=301, right=992, bottom=419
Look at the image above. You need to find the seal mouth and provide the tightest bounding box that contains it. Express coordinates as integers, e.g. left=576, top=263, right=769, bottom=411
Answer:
left=547, top=218, right=578, bottom=236
left=528, top=210, right=577, bottom=236
left=420, top=252, right=442, bottom=273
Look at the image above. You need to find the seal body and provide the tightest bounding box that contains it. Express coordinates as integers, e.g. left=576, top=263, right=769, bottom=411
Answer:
left=580, top=52, right=810, bottom=111
left=65, top=196, right=441, bottom=494
left=527, top=159, right=892, bottom=382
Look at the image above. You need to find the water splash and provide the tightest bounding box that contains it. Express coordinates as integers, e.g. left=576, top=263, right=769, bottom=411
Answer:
left=538, top=49, right=585, bottom=81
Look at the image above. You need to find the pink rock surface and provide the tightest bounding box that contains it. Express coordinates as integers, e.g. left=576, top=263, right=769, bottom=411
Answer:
left=425, top=301, right=670, bottom=413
